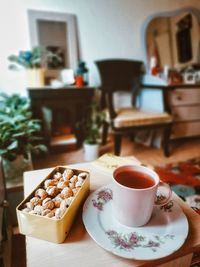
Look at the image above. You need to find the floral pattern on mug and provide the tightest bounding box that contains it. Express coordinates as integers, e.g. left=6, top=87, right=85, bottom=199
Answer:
left=106, top=230, right=174, bottom=252
left=155, top=193, right=167, bottom=205
left=160, top=200, right=174, bottom=212
left=92, top=189, right=113, bottom=211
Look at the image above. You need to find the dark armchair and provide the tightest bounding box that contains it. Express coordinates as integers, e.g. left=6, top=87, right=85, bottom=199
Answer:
left=95, top=59, right=172, bottom=156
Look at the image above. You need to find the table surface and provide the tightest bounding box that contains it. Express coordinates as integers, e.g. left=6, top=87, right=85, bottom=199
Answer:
left=24, top=162, right=200, bottom=267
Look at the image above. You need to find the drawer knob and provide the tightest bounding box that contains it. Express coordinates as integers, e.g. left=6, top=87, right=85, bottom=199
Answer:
left=176, top=95, right=182, bottom=100
left=0, top=200, right=9, bottom=208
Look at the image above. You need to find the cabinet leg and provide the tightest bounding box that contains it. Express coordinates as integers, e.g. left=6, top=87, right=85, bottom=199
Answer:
left=114, top=134, right=122, bottom=156
left=102, top=122, right=109, bottom=145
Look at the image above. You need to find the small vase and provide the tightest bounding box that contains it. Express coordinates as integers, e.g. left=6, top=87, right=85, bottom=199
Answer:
left=83, top=143, right=99, bottom=161
left=26, top=68, right=45, bottom=87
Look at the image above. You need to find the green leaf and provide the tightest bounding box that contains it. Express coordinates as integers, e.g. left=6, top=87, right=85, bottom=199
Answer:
left=7, top=140, right=18, bottom=150
left=0, top=93, right=45, bottom=159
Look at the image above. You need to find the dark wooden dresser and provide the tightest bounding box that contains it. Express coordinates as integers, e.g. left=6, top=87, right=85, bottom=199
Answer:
left=142, top=77, right=200, bottom=141
left=27, top=86, right=95, bottom=148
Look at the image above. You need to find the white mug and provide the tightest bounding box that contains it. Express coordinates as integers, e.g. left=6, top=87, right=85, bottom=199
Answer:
left=112, top=165, right=171, bottom=227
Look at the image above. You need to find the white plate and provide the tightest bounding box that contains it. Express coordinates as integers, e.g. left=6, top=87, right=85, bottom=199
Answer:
left=82, top=184, right=189, bottom=260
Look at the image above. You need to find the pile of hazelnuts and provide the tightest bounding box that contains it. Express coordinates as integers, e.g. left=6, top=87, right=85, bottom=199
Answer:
left=22, top=168, right=88, bottom=219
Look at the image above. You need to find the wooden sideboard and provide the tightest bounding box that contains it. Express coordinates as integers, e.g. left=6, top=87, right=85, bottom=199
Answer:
left=165, top=84, right=200, bottom=140
left=27, top=86, right=95, bottom=148
left=142, top=79, right=200, bottom=141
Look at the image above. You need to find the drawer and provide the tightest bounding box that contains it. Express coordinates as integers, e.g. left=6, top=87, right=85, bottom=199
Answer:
left=171, top=105, right=200, bottom=122
left=168, top=89, right=200, bottom=106
left=171, top=121, right=200, bottom=139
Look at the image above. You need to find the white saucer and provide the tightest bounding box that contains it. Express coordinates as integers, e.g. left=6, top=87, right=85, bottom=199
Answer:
left=82, top=184, right=189, bottom=260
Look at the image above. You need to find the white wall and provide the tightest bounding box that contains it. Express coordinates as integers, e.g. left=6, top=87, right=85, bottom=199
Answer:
left=0, top=0, right=200, bottom=95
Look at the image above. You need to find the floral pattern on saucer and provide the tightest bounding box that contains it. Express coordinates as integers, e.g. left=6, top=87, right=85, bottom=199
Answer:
left=92, top=189, right=112, bottom=211
left=106, top=230, right=174, bottom=252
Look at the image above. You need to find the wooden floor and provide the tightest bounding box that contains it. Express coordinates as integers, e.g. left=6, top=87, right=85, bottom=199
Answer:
left=12, top=137, right=200, bottom=267
left=33, top=137, right=200, bottom=169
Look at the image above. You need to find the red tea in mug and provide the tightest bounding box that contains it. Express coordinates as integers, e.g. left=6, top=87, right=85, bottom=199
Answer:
left=115, top=170, right=155, bottom=189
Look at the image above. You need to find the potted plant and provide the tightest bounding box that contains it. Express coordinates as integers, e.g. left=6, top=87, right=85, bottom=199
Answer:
left=77, top=101, right=105, bottom=161
left=0, top=93, right=47, bottom=183
left=8, top=46, right=61, bottom=87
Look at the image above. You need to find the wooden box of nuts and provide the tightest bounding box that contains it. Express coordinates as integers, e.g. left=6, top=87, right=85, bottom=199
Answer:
left=16, top=166, right=90, bottom=243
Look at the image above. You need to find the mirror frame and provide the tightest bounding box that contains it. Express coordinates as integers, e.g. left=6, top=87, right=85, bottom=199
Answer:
left=141, top=6, right=200, bottom=70
left=28, top=9, right=80, bottom=70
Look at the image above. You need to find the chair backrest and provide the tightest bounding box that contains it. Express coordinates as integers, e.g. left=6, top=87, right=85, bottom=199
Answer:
left=95, top=59, right=143, bottom=91
left=95, top=59, right=144, bottom=117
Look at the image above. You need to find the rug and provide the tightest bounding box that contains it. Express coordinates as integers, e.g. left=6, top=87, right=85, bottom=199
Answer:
left=155, top=158, right=200, bottom=215
left=155, top=158, right=200, bottom=267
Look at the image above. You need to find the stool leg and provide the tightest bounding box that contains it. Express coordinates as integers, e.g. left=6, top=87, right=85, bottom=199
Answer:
left=114, top=134, right=122, bottom=155
left=163, top=124, right=172, bottom=157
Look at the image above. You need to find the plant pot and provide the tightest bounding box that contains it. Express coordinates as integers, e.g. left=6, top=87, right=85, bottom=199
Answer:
left=26, top=68, right=45, bottom=87
left=2, top=153, right=33, bottom=185
left=83, top=143, right=99, bottom=161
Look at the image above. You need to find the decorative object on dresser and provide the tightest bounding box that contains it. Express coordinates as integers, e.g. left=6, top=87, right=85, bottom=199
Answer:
left=75, top=61, right=89, bottom=87
left=8, top=46, right=61, bottom=87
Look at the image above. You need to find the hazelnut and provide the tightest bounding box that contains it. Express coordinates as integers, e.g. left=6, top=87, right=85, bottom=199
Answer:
left=60, top=187, right=73, bottom=198
left=69, top=182, right=75, bottom=189
left=34, top=205, right=44, bottom=215
left=55, top=207, right=66, bottom=219
left=45, top=209, right=56, bottom=218
left=30, top=197, right=42, bottom=206
left=25, top=202, right=34, bottom=210
left=53, top=172, right=62, bottom=180
left=46, top=186, right=59, bottom=197
left=75, top=179, right=84, bottom=188
left=60, top=197, right=74, bottom=209
left=63, top=169, right=74, bottom=180
left=44, top=179, right=55, bottom=189
left=57, top=180, right=69, bottom=190
left=72, top=188, right=79, bottom=196
left=53, top=196, right=63, bottom=208
left=70, top=175, right=78, bottom=183
left=78, top=172, right=88, bottom=179
left=41, top=209, right=52, bottom=216
left=42, top=198, right=55, bottom=210
left=35, top=188, right=48, bottom=200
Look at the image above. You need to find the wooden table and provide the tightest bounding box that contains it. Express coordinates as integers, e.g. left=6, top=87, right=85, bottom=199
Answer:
left=24, top=163, right=200, bottom=267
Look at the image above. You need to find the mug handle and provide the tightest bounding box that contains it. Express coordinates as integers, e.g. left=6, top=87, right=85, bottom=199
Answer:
left=154, top=181, right=172, bottom=206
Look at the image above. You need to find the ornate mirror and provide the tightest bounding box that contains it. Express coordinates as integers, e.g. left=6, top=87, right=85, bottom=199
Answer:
left=142, top=7, right=200, bottom=72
